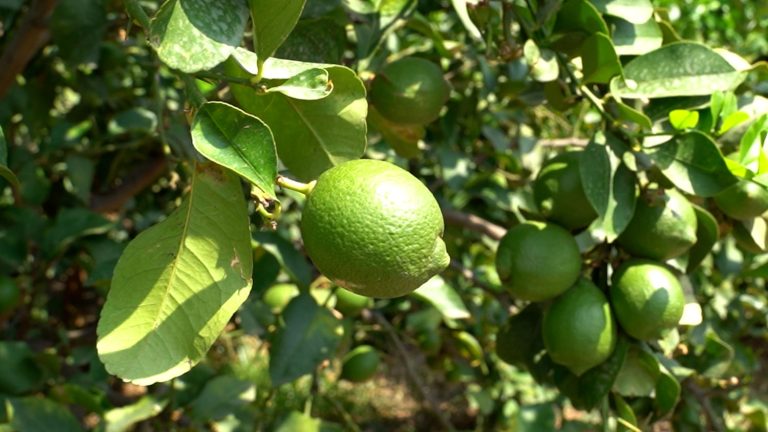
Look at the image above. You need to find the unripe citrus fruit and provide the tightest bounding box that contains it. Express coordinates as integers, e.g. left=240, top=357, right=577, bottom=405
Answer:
left=714, top=180, right=768, bottom=220
left=340, top=345, right=380, bottom=382
left=495, top=221, right=581, bottom=301
left=533, top=151, right=597, bottom=230
left=262, top=283, right=299, bottom=313
left=301, top=159, right=449, bottom=299
left=0, top=276, right=19, bottom=314
left=334, top=287, right=372, bottom=317
left=616, top=188, right=697, bottom=261
left=610, top=259, right=685, bottom=341
left=542, top=279, right=616, bottom=376
left=369, top=57, right=450, bottom=125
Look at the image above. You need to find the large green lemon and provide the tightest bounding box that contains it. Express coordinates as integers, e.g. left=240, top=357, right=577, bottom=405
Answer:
left=495, top=221, right=581, bottom=302
left=369, top=57, right=450, bottom=125
left=610, top=259, right=685, bottom=341
left=340, top=345, right=381, bottom=383
left=714, top=180, right=768, bottom=221
left=533, top=151, right=597, bottom=231
left=542, top=279, right=617, bottom=376
left=616, top=188, right=697, bottom=261
left=301, top=159, right=449, bottom=299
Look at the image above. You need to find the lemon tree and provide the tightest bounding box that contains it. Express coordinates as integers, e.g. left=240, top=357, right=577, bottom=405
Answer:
left=2, top=0, right=768, bottom=430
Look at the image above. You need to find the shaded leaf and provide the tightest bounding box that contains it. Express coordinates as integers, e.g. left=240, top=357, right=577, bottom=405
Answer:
left=613, top=393, right=639, bottom=432
left=368, top=105, right=423, bottom=159
left=249, top=0, right=306, bottom=61
left=411, top=276, right=470, bottom=320
left=495, top=304, right=544, bottom=368
left=645, top=131, right=737, bottom=197
left=581, top=32, right=622, bottom=84
left=686, top=205, right=719, bottom=273
left=191, top=101, right=277, bottom=200
left=0, top=342, right=44, bottom=394
left=252, top=231, right=313, bottom=288
left=610, top=42, right=748, bottom=99
left=188, top=374, right=256, bottom=421
left=150, top=0, right=249, bottom=73
left=555, top=0, right=608, bottom=34
left=97, top=164, right=253, bottom=385
left=42, top=208, right=113, bottom=258
left=0, top=127, right=19, bottom=191
left=50, top=0, right=107, bottom=66
left=612, top=346, right=659, bottom=397
left=607, top=16, right=662, bottom=56
left=654, top=363, right=681, bottom=417
left=8, top=397, right=83, bottom=432
left=581, top=132, right=637, bottom=241
left=269, top=294, right=343, bottom=386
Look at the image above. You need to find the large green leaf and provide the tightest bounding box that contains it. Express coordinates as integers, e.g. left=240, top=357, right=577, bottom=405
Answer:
left=150, top=0, right=249, bottom=73
left=0, top=127, right=19, bottom=191
left=0, top=342, right=44, bottom=394
left=7, top=397, right=83, bottom=432
left=252, top=231, right=313, bottom=288
left=249, top=0, right=306, bottom=62
left=97, top=164, right=253, bottom=385
left=227, top=50, right=367, bottom=181
left=368, top=105, right=423, bottom=159
left=686, top=205, right=719, bottom=273
left=610, top=43, right=749, bottom=99
left=187, top=374, right=256, bottom=421
left=191, top=101, right=278, bottom=200
left=645, top=132, right=737, bottom=197
left=555, top=0, right=608, bottom=34
left=607, top=16, right=662, bottom=56
left=654, top=363, right=681, bottom=417
left=590, top=0, right=653, bottom=24
left=612, top=346, right=659, bottom=397
left=581, top=32, right=622, bottom=84
left=581, top=132, right=637, bottom=242
left=269, top=294, right=343, bottom=386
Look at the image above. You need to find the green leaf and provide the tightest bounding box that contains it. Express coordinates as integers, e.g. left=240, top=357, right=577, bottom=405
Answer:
left=104, top=396, right=167, bottom=432
left=686, top=205, right=719, bottom=273
left=523, top=40, right=559, bottom=82
left=252, top=231, right=313, bottom=288
left=368, top=105, right=424, bottom=159
left=191, top=101, right=278, bottom=200
left=669, top=109, right=700, bottom=130
left=0, top=127, right=19, bottom=191
left=187, top=374, right=256, bottom=421
left=590, top=0, right=653, bottom=24
left=249, top=0, right=306, bottom=62
left=581, top=32, right=622, bottom=84
left=581, top=132, right=637, bottom=242
left=276, top=18, right=347, bottom=64
left=738, top=114, right=768, bottom=168
left=411, top=276, right=470, bottom=320
left=0, top=342, right=44, bottom=394
left=450, top=0, right=483, bottom=43
left=266, top=68, right=332, bottom=100
left=50, top=0, right=107, bottom=66
left=718, top=111, right=750, bottom=135
left=227, top=52, right=367, bottom=181
left=654, top=363, right=681, bottom=417
left=275, top=411, right=321, bottom=432
left=645, top=131, right=737, bottom=197
left=555, top=0, right=608, bottom=34
left=97, top=164, right=253, bottom=385
left=612, top=346, right=659, bottom=397
left=613, top=393, right=638, bottom=432
left=108, top=108, right=158, bottom=135
left=42, top=208, right=113, bottom=258
left=607, top=16, right=662, bottom=56
left=269, top=294, right=343, bottom=386
left=495, top=304, right=544, bottom=368
left=609, top=98, right=652, bottom=129
left=7, top=397, right=83, bottom=432
left=150, top=0, right=249, bottom=73
left=610, top=42, right=748, bottom=99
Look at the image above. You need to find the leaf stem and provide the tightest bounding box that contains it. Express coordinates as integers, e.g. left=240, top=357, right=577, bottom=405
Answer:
left=125, top=0, right=151, bottom=30
left=276, top=175, right=316, bottom=195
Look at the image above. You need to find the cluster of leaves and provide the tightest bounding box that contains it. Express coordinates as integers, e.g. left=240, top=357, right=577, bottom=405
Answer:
left=0, top=0, right=767, bottom=431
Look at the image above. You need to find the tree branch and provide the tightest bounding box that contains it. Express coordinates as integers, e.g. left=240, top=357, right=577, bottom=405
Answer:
left=442, top=207, right=507, bottom=241
left=90, top=156, right=168, bottom=214
left=0, top=0, right=59, bottom=99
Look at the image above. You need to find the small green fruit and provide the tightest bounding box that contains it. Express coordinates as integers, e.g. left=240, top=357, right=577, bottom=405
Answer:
left=340, top=345, right=381, bottom=383
left=334, top=287, right=372, bottom=317
left=714, top=180, right=768, bottom=221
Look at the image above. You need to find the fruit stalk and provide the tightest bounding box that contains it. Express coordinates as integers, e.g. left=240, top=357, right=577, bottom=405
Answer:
left=276, top=175, right=316, bottom=195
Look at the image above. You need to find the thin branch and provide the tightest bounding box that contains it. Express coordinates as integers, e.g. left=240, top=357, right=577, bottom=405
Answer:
left=0, top=0, right=59, bottom=99
left=90, top=156, right=168, bottom=213
left=442, top=207, right=507, bottom=241
left=371, top=311, right=456, bottom=432
left=537, top=137, right=589, bottom=147
left=683, top=379, right=725, bottom=432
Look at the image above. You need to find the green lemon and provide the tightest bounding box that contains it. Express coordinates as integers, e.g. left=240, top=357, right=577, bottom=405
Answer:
left=369, top=57, right=450, bottom=125
left=262, top=283, right=299, bottom=313
left=0, top=276, right=20, bottom=314
left=495, top=221, right=581, bottom=302
left=301, top=159, right=450, bottom=299
left=616, top=188, right=697, bottom=261
left=610, top=259, right=685, bottom=341
left=334, top=287, right=373, bottom=317
left=542, top=279, right=617, bottom=376
left=533, top=151, right=597, bottom=231
left=714, top=180, right=768, bottom=220
left=340, top=345, right=381, bottom=382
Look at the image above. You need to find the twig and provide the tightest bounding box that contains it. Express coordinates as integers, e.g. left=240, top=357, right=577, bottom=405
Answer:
left=0, top=0, right=59, bottom=99
left=90, top=156, right=168, bottom=213
left=537, top=137, right=589, bottom=147
left=683, top=379, right=725, bottom=432
left=371, top=311, right=455, bottom=432
left=442, top=207, right=507, bottom=241
left=324, top=395, right=362, bottom=432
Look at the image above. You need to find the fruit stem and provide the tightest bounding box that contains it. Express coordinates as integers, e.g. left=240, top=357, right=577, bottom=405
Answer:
left=276, top=175, right=316, bottom=195
left=253, top=196, right=282, bottom=221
